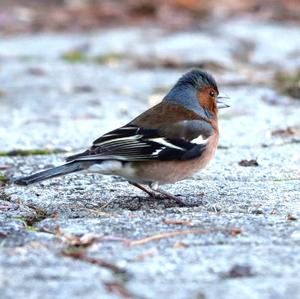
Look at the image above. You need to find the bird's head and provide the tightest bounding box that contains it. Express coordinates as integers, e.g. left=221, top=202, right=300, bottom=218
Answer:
left=163, top=69, right=229, bottom=119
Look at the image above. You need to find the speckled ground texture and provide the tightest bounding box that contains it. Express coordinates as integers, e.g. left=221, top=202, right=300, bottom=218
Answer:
left=1, top=18, right=300, bottom=299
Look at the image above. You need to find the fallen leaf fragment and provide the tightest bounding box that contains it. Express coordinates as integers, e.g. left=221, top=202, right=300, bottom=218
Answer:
left=272, top=127, right=296, bottom=137
left=55, top=227, right=102, bottom=246
left=105, top=282, right=133, bottom=298
left=238, top=159, right=259, bottom=167
left=135, top=248, right=159, bottom=261
left=173, top=242, right=189, bottom=249
left=46, top=226, right=130, bottom=245
left=229, top=228, right=242, bottom=236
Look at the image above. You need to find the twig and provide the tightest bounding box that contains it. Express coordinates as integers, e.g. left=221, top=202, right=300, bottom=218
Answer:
left=99, top=197, right=115, bottom=211
left=129, top=228, right=241, bottom=246
left=163, top=219, right=193, bottom=226
left=62, top=251, right=126, bottom=274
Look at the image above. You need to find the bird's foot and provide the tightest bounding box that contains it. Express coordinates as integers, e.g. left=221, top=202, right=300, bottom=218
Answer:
left=129, top=182, right=198, bottom=207
left=149, top=185, right=198, bottom=207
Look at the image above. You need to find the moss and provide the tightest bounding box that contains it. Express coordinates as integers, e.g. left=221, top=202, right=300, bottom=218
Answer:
left=93, top=53, right=125, bottom=64
left=62, top=50, right=88, bottom=63
left=274, top=71, right=300, bottom=99
left=62, top=245, right=87, bottom=256
left=0, top=174, right=8, bottom=183
left=14, top=206, right=48, bottom=231
left=14, top=217, right=41, bottom=232
left=26, top=225, right=41, bottom=232
left=0, top=149, right=66, bottom=157
left=62, top=51, right=125, bottom=64
left=14, top=216, right=27, bottom=222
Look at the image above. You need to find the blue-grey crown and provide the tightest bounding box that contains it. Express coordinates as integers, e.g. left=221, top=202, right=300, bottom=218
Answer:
left=175, top=69, right=218, bottom=91
left=163, top=69, right=218, bottom=119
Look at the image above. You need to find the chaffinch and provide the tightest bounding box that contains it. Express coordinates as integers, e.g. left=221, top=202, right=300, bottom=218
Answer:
left=15, top=69, right=229, bottom=205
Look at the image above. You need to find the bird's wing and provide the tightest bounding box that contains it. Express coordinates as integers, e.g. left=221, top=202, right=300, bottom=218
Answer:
left=66, top=120, right=213, bottom=163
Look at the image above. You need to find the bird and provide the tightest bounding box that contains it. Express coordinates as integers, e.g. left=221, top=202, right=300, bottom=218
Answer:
left=14, top=69, right=229, bottom=205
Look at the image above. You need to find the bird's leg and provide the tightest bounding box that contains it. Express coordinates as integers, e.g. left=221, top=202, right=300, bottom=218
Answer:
left=149, top=183, right=187, bottom=206
left=129, top=182, right=193, bottom=207
left=129, top=182, right=158, bottom=198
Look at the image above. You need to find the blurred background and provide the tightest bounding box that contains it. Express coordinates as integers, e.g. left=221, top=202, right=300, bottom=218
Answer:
left=1, top=0, right=300, bottom=33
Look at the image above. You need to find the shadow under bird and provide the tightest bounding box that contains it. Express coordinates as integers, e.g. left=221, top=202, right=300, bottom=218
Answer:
left=15, top=69, right=229, bottom=205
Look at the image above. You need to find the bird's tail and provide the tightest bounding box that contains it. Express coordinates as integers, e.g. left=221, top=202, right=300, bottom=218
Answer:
left=14, top=162, right=83, bottom=185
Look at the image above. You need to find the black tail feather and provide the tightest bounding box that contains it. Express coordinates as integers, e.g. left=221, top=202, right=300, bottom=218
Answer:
left=14, top=162, right=83, bottom=185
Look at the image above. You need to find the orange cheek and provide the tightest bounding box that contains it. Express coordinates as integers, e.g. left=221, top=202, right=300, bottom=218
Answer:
left=197, top=89, right=211, bottom=109
left=197, top=90, right=218, bottom=114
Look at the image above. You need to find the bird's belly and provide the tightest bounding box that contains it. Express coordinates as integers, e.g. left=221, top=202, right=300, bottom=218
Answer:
left=86, top=159, right=204, bottom=184
left=133, top=160, right=204, bottom=184
left=87, top=160, right=137, bottom=181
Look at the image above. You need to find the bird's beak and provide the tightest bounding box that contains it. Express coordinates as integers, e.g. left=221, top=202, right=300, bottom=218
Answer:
left=217, top=92, right=230, bottom=109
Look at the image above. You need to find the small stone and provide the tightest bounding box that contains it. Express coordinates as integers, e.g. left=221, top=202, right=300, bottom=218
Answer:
left=27, top=67, right=46, bottom=76
left=226, top=265, right=253, bottom=278
left=238, top=159, right=259, bottom=167
left=73, top=85, right=94, bottom=93
left=251, top=209, right=264, bottom=215
left=287, top=214, right=298, bottom=221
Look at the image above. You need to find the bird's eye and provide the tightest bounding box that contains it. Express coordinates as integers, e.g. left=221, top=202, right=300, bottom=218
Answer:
left=209, top=90, right=215, bottom=97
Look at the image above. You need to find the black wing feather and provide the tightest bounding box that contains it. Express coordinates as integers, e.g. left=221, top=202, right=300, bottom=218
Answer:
left=66, top=124, right=209, bottom=163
